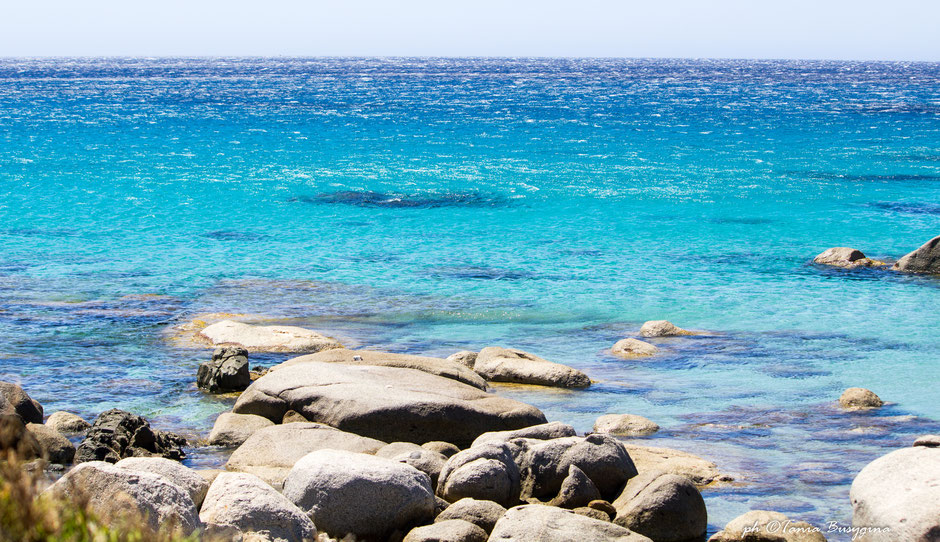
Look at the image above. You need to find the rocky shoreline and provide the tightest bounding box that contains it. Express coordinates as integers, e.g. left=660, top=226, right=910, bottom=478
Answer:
left=3, top=306, right=939, bottom=541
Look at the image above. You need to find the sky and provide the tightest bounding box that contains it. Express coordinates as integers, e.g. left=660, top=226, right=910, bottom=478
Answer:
left=1, top=0, right=938, bottom=60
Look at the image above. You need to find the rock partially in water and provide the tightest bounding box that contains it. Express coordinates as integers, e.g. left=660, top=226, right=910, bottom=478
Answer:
left=0, top=381, right=43, bottom=424
left=620, top=444, right=730, bottom=487
left=612, top=472, right=707, bottom=542
left=611, top=338, right=659, bottom=358
left=474, top=347, right=591, bottom=389
left=116, top=456, right=209, bottom=508
left=283, top=449, right=436, bottom=541
left=404, top=519, right=488, bottom=542
left=197, top=347, right=251, bottom=393
left=74, top=409, right=187, bottom=464
left=839, top=388, right=883, bottom=409
left=914, top=434, right=940, bottom=448
left=893, top=234, right=940, bottom=274
left=277, top=347, right=487, bottom=390
left=490, top=504, right=651, bottom=542
left=26, top=423, right=75, bottom=464
left=45, top=411, right=91, bottom=434
left=44, top=461, right=200, bottom=536
left=446, top=350, right=479, bottom=369
left=197, top=319, right=343, bottom=353
left=437, top=442, right=521, bottom=507
left=472, top=422, right=577, bottom=448
left=593, top=414, right=660, bottom=437
left=813, top=247, right=870, bottom=268
left=436, top=498, right=506, bottom=533
left=200, top=471, right=317, bottom=542
left=207, top=412, right=274, bottom=447
left=851, top=445, right=940, bottom=542
left=709, top=510, right=826, bottom=541
left=232, top=361, right=547, bottom=447
left=639, top=320, right=694, bottom=338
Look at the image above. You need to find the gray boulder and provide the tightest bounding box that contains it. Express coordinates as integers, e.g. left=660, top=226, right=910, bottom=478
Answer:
left=437, top=442, right=521, bottom=507
left=74, top=409, right=187, bottom=463
left=473, top=347, right=591, bottom=388
left=549, top=464, right=602, bottom=509
left=278, top=348, right=487, bottom=390
left=517, top=434, right=638, bottom=500
left=26, top=423, right=75, bottom=464
left=446, top=351, right=478, bottom=369
left=839, top=388, right=883, bottom=409
left=593, top=414, right=660, bottom=437
left=813, top=247, right=871, bottom=268
left=197, top=319, right=343, bottom=353
left=894, top=235, right=940, bottom=274
left=45, top=411, right=90, bottom=434
left=639, top=320, right=693, bottom=338
left=116, top=456, right=209, bottom=508
left=232, top=362, right=546, bottom=448
left=226, top=422, right=385, bottom=487
left=282, top=449, right=435, bottom=541
left=404, top=519, right=488, bottom=542
left=423, top=441, right=461, bottom=457
left=44, top=461, right=200, bottom=535
left=612, top=471, right=707, bottom=542
left=489, top=504, right=652, bottom=541
left=378, top=442, right=448, bottom=486
left=207, top=412, right=274, bottom=447
left=621, top=443, right=731, bottom=486
left=611, top=339, right=659, bottom=358
left=199, top=472, right=316, bottom=542
left=471, top=422, right=577, bottom=447
left=198, top=347, right=251, bottom=393
left=709, top=510, right=827, bottom=541
left=850, top=446, right=940, bottom=541
left=0, top=381, right=43, bottom=424
left=436, top=498, right=506, bottom=533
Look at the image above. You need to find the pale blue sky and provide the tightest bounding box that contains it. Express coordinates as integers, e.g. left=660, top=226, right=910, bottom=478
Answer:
left=1, top=0, right=938, bottom=60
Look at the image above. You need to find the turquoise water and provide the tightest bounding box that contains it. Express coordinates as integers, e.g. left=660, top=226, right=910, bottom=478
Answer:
left=1, top=58, right=939, bottom=536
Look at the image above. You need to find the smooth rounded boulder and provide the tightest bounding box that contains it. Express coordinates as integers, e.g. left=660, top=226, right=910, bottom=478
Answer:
left=489, top=504, right=653, bottom=542
left=437, top=442, right=521, bottom=507
left=471, top=421, right=577, bottom=448
left=377, top=442, right=448, bottom=486
left=611, top=338, right=659, bottom=358
left=621, top=443, right=730, bottom=486
left=226, top=422, right=385, bottom=487
left=404, top=519, right=488, bottom=542
left=593, top=414, right=660, bottom=437
left=813, top=247, right=870, bottom=268
left=200, top=472, right=316, bottom=542
left=435, top=498, right=507, bottom=533
left=612, top=471, right=707, bottom=542
left=44, top=461, right=200, bottom=535
left=839, top=388, right=883, bottom=409
left=709, top=510, right=826, bottom=541
left=25, top=423, right=75, bottom=464
left=639, top=320, right=693, bottom=338
left=893, top=235, right=940, bottom=274
left=282, top=449, right=435, bottom=541
left=473, top=347, right=591, bottom=388
left=850, top=445, right=940, bottom=541
left=232, top=361, right=546, bottom=447
left=45, top=411, right=91, bottom=434
left=116, top=456, right=209, bottom=508
left=549, top=464, right=602, bottom=509
left=446, top=350, right=478, bottom=369
left=0, top=381, right=43, bottom=424
left=207, top=412, right=274, bottom=447
left=197, top=319, right=343, bottom=353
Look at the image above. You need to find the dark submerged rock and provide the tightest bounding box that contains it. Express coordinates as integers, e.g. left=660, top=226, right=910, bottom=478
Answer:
left=197, top=347, right=251, bottom=393
left=74, top=409, right=187, bottom=464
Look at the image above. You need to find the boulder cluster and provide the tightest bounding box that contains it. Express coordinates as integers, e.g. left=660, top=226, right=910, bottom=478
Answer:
left=813, top=234, right=940, bottom=274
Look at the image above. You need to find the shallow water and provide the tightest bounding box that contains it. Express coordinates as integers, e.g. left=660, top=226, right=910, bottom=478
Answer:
left=1, top=58, right=939, bottom=538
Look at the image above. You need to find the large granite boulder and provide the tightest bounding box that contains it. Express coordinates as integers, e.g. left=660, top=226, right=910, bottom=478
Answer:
left=639, top=320, right=693, bottom=338
left=593, top=414, right=660, bottom=437
left=226, top=422, right=385, bottom=487
left=709, top=510, right=827, bottom=541
left=436, top=498, right=507, bottom=533
left=473, top=347, right=591, bottom=389
left=44, top=461, right=200, bottom=535
left=25, top=423, right=75, bottom=464
left=232, top=362, right=546, bottom=447
left=0, top=414, right=42, bottom=460
left=621, top=444, right=731, bottom=486
left=116, top=456, right=209, bottom=508
left=74, top=409, right=187, bottom=464
left=850, top=445, right=940, bottom=541
left=612, top=471, right=707, bottom=542
left=489, top=504, right=653, bottom=541
left=45, top=411, right=91, bottom=434
left=516, top=434, right=638, bottom=500
left=0, top=381, right=43, bottom=424
left=472, top=422, right=577, bottom=448
left=377, top=442, right=448, bottom=486
left=894, top=235, right=940, bottom=274
left=200, top=472, right=316, bottom=542
left=207, top=412, right=274, bottom=447
left=611, top=339, right=659, bottom=358
left=197, top=347, right=251, bottom=393
left=404, top=520, right=488, bottom=542
left=276, top=348, right=487, bottom=390
left=197, top=319, right=343, bottom=353
left=437, top=442, right=521, bottom=507
left=839, top=387, right=883, bottom=409
left=283, top=449, right=435, bottom=541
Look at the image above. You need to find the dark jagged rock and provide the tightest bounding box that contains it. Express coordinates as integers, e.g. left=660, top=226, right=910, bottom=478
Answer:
left=74, top=409, right=187, bottom=464
left=0, top=381, right=43, bottom=424
left=197, top=347, right=251, bottom=393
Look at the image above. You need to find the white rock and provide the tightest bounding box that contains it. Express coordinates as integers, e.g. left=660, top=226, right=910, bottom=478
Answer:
left=197, top=319, right=342, bottom=353
left=474, top=347, right=591, bottom=388
left=200, top=472, right=316, bottom=542
left=45, top=411, right=91, bottom=434
left=593, top=414, right=660, bottom=437
left=639, top=320, right=693, bottom=338
left=116, top=456, right=210, bottom=508
left=489, top=504, right=652, bottom=541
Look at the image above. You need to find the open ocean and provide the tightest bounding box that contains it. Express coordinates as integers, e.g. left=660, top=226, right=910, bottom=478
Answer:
left=1, top=57, right=938, bottom=536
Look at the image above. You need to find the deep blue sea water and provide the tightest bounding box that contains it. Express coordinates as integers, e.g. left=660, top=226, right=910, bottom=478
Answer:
left=1, top=58, right=938, bottom=537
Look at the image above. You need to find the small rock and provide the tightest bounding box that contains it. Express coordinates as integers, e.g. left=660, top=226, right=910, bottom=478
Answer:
left=116, top=456, right=210, bottom=508
left=893, top=235, right=940, bottom=274
left=404, top=519, right=488, bottom=542
left=423, top=441, right=460, bottom=457
left=281, top=410, right=308, bottom=424
left=26, top=423, right=75, bottom=464
left=0, top=414, right=42, bottom=460
left=474, top=347, right=591, bottom=389
left=437, top=442, right=521, bottom=507
left=436, top=498, right=506, bottom=533
left=588, top=499, right=617, bottom=520
left=0, top=381, right=43, bottom=424
left=200, top=471, right=316, bottom=542
left=549, top=464, right=602, bottom=509
left=446, top=351, right=479, bottom=369
left=839, top=388, right=883, bottom=409
left=573, top=507, right=611, bottom=521
left=490, top=504, right=652, bottom=541
left=914, top=434, right=940, bottom=448
left=813, top=247, right=869, bottom=268
left=197, top=319, right=343, bottom=353
left=612, top=471, right=707, bottom=542
left=45, top=411, right=91, bottom=434
left=207, top=412, right=274, bottom=447
left=74, top=409, right=187, bottom=464
left=283, top=449, right=435, bottom=541
left=611, top=339, right=659, bottom=358
left=709, top=510, right=826, bottom=541
left=378, top=442, right=447, bottom=486
left=593, top=414, right=660, bottom=437
left=471, top=422, right=577, bottom=448
left=639, top=320, right=694, bottom=338
left=197, top=347, right=251, bottom=393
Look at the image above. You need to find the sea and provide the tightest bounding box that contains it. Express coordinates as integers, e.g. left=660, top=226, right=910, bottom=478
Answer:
left=1, top=57, right=938, bottom=537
